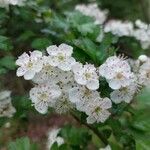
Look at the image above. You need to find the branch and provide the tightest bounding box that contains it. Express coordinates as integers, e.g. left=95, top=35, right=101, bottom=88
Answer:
left=71, top=112, right=108, bottom=146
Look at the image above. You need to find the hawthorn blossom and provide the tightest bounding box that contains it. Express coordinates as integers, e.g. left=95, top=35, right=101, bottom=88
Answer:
left=46, top=44, right=76, bottom=71
left=133, top=20, right=150, bottom=49
left=16, top=51, right=43, bottom=80
left=69, top=85, right=99, bottom=111
left=110, top=82, right=138, bottom=104
left=47, top=128, right=64, bottom=150
left=29, top=83, right=61, bottom=114
left=0, top=90, right=16, bottom=118
left=75, top=3, right=108, bottom=24
left=104, top=20, right=133, bottom=37
left=99, top=56, right=135, bottom=90
left=138, top=59, right=150, bottom=86
left=85, top=97, right=112, bottom=124
left=72, top=63, right=99, bottom=90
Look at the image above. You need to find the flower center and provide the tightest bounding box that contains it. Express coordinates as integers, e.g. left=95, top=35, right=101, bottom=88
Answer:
left=27, top=62, right=33, bottom=68
left=39, top=93, right=48, bottom=101
left=85, top=72, right=91, bottom=79
left=94, top=107, right=101, bottom=113
left=84, top=88, right=92, bottom=97
left=58, top=54, right=65, bottom=61
left=116, top=72, right=124, bottom=79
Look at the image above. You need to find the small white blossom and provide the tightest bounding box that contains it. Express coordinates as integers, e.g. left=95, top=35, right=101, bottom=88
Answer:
left=47, top=128, right=64, bottom=150
left=69, top=85, right=99, bottom=111
left=72, top=63, right=99, bottom=90
left=0, top=90, right=16, bottom=118
left=133, top=20, right=150, bottom=49
left=75, top=3, right=108, bottom=24
left=85, top=97, right=112, bottom=124
left=46, top=44, right=76, bottom=71
left=104, top=20, right=133, bottom=37
left=138, top=58, right=150, bottom=86
left=110, top=82, right=138, bottom=104
left=16, top=51, right=43, bottom=80
left=29, top=83, right=61, bottom=114
left=99, top=56, right=135, bottom=90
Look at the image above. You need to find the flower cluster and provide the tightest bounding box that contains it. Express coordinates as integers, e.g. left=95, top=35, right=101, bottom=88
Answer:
left=16, top=43, right=149, bottom=124
left=104, top=20, right=133, bottom=37
left=75, top=3, right=108, bottom=25
left=0, top=90, right=16, bottom=118
left=75, top=3, right=150, bottom=49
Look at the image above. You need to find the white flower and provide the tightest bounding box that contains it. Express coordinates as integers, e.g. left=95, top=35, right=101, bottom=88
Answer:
left=16, top=51, right=43, bottom=80
left=75, top=3, right=108, bottom=24
left=138, top=59, right=150, bottom=86
left=69, top=85, right=99, bottom=111
left=0, top=103, right=16, bottom=118
left=110, top=82, right=138, bottom=104
left=72, top=63, right=99, bottom=90
left=29, top=82, right=61, bottom=114
left=99, top=56, right=135, bottom=90
left=0, top=90, right=16, bottom=118
left=99, top=145, right=111, bottom=150
left=85, top=97, right=112, bottom=124
left=46, top=43, right=76, bottom=71
left=47, top=128, right=64, bottom=150
left=32, top=56, right=60, bottom=84
left=133, top=20, right=150, bottom=49
left=104, top=20, right=133, bottom=37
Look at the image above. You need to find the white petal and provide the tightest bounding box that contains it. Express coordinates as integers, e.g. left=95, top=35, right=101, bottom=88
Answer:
left=100, top=98, right=112, bottom=109
left=69, top=87, right=81, bottom=103
left=24, top=70, right=35, bottom=80
left=86, top=116, right=95, bottom=124
left=72, top=62, right=83, bottom=75
left=98, top=110, right=110, bottom=123
left=31, top=50, right=42, bottom=58
left=74, top=74, right=86, bottom=85
left=34, top=101, right=48, bottom=114
left=47, top=56, right=59, bottom=67
left=59, top=43, right=73, bottom=57
left=108, top=79, right=121, bottom=90
left=46, top=45, right=58, bottom=56
left=58, top=57, right=76, bottom=71
left=16, top=52, right=29, bottom=66
left=16, top=67, right=26, bottom=76
left=110, top=90, right=123, bottom=104
left=86, top=79, right=99, bottom=90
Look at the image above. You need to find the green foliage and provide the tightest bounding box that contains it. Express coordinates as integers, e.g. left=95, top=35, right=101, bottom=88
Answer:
left=0, top=35, right=13, bottom=51
left=51, top=125, right=92, bottom=150
left=8, top=137, right=38, bottom=150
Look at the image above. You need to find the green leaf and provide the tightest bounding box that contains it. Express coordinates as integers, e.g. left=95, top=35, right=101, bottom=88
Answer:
left=31, top=38, right=51, bottom=49
left=8, top=137, right=38, bottom=150
left=60, top=125, right=91, bottom=148
left=0, top=56, right=16, bottom=70
left=0, top=35, right=13, bottom=51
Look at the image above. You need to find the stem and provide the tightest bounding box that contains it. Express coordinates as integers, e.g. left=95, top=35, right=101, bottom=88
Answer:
left=71, top=112, right=108, bottom=146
